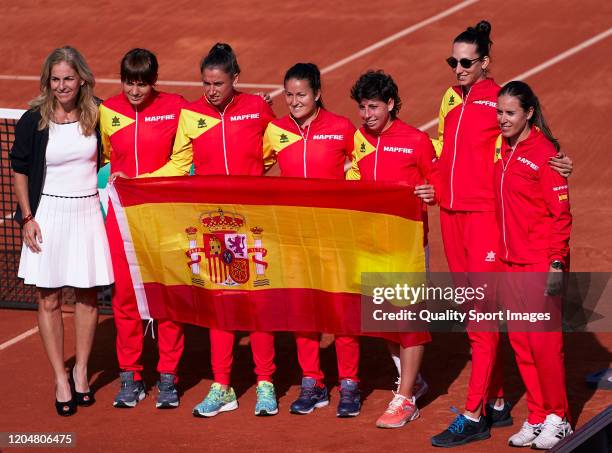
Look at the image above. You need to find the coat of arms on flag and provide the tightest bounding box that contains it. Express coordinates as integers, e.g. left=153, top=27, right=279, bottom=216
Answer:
left=185, top=208, right=269, bottom=287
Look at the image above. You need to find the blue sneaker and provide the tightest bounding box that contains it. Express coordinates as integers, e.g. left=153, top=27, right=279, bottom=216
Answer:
left=113, top=371, right=146, bottom=408
left=255, top=381, right=278, bottom=416
left=290, top=377, right=329, bottom=414
left=192, top=383, right=238, bottom=417
left=336, top=379, right=361, bottom=417
left=156, top=373, right=179, bottom=409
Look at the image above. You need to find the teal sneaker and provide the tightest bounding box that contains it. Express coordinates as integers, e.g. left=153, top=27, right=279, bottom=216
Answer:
left=192, top=383, right=238, bottom=417
left=255, top=381, right=278, bottom=416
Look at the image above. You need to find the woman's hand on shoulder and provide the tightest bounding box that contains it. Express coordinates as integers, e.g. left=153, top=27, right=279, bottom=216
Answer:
left=255, top=92, right=273, bottom=107
left=549, top=152, right=573, bottom=178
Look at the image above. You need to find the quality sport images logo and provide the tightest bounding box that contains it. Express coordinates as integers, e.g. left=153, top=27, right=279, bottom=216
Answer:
left=184, top=208, right=270, bottom=288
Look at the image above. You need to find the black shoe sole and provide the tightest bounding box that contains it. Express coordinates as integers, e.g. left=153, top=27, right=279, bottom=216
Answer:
left=113, top=403, right=136, bottom=408
left=431, top=431, right=491, bottom=448
left=255, top=410, right=279, bottom=416
left=336, top=412, right=360, bottom=418
left=491, top=416, right=514, bottom=428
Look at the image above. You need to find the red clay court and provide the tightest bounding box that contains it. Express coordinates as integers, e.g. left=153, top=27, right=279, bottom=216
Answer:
left=0, top=0, right=611, bottom=451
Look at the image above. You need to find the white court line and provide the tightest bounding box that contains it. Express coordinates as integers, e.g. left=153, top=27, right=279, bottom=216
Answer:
left=417, top=27, right=612, bottom=131
left=0, top=325, right=39, bottom=351
left=268, top=0, right=480, bottom=98
left=0, top=75, right=282, bottom=90
left=0, top=107, right=24, bottom=119
left=0, top=313, right=71, bottom=351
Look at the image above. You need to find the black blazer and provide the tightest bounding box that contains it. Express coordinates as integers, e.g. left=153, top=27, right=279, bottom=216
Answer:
left=9, top=109, right=102, bottom=224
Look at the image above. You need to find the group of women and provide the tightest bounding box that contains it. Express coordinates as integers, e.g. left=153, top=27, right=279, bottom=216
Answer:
left=10, top=18, right=574, bottom=450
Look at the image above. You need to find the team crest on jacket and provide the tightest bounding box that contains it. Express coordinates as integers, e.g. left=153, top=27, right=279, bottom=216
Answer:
left=184, top=208, right=269, bottom=287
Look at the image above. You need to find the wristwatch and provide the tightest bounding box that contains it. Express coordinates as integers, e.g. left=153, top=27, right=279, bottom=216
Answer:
left=550, top=260, right=564, bottom=270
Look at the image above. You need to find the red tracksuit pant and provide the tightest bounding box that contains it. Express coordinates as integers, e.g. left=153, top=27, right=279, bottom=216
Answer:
left=295, top=333, right=359, bottom=382
left=210, top=328, right=276, bottom=384
left=107, top=203, right=184, bottom=381
left=502, top=260, right=569, bottom=424
left=440, top=209, right=504, bottom=412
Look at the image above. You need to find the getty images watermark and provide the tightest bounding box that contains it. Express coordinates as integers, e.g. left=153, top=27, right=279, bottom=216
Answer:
left=361, top=272, right=611, bottom=333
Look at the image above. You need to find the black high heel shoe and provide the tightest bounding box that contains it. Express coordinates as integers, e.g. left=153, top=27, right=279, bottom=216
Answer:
left=70, top=368, right=96, bottom=407
left=55, top=396, right=77, bottom=416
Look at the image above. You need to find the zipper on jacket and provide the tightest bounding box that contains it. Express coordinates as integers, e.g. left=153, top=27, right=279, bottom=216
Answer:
left=500, top=143, right=518, bottom=260
left=220, top=101, right=233, bottom=175
left=294, top=125, right=311, bottom=178
left=373, top=136, right=381, bottom=181
left=450, top=87, right=470, bottom=208
left=134, top=107, right=139, bottom=175
left=302, top=126, right=311, bottom=178
left=290, top=113, right=316, bottom=178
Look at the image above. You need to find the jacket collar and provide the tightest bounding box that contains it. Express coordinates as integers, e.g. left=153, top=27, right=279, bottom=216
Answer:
left=202, top=91, right=239, bottom=113
left=501, top=125, right=542, bottom=154
left=289, top=107, right=322, bottom=132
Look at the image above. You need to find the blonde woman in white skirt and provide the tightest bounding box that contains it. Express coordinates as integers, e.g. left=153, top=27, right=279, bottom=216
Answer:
left=10, top=47, right=113, bottom=416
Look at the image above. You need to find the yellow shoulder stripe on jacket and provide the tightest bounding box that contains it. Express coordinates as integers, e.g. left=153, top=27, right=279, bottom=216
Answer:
left=494, top=134, right=503, bottom=163
left=346, top=130, right=376, bottom=180
left=265, top=123, right=302, bottom=153
left=351, top=129, right=377, bottom=163
left=180, top=109, right=221, bottom=139
left=99, top=105, right=135, bottom=136
left=431, top=87, right=463, bottom=157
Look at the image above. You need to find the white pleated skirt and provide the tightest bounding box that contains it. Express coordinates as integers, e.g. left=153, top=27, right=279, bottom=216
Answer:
left=18, top=193, right=114, bottom=288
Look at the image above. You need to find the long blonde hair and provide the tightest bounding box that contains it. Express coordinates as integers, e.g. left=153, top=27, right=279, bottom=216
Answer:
left=29, top=46, right=98, bottom=136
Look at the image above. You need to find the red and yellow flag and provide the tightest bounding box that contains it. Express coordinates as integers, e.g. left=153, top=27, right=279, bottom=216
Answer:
left=108, top=176, right=424, bottom=335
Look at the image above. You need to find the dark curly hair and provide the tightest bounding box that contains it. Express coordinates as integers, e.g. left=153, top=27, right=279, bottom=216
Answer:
left=350, top=70, right=401, bottom=119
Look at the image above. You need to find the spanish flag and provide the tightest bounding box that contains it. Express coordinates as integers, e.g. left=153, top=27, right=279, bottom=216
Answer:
left=108, top=176, right=424, bottom=335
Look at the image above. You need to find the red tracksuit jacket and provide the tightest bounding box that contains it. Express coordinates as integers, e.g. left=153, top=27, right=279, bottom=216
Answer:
left=494, top=127, right=571, bottom=266
left=346, top=118, right=438, bottom=245
left=99, top=91, right=187, bottom=176
left=346, top=118, right=438, bottom=185
left=263, top=108, right=355, bottom=179
left=433, top=78, right=501, bottom=211
left=147, top=92, right=275, bottom=177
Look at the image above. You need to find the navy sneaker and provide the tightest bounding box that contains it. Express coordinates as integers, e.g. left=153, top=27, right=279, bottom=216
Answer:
left=336, top=379, right=361, bottom=417
left=486, top=401, right=513, bottom=428
left=289, top=377, right=329, bottom=414
left=156, top=373, right=179, bottom=409
left=113, top=371, right=146, bottom=408
left=431, top=408, right=491, bottom=447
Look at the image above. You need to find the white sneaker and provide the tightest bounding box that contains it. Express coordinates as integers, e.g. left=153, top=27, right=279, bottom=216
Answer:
left=531, top=414, right=572, bottom=450
left=508, top=420, right=542, bottom=447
